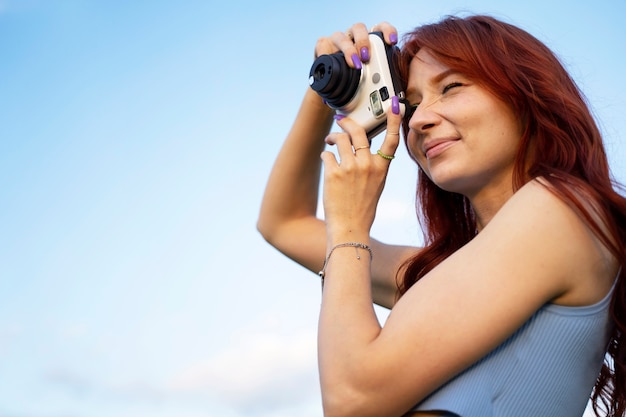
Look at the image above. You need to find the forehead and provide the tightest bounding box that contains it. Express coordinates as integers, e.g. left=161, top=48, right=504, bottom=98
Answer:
left=411, top=49, right=448, bottom=72
left=406, top=49, right=452, bottom=94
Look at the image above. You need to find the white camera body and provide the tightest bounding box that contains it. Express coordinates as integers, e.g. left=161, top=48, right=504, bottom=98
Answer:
left=309, top=32, right=406, bottom=139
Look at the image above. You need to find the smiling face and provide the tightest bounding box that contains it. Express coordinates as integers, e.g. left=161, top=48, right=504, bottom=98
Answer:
left=405, top=49, right=523, bottom=202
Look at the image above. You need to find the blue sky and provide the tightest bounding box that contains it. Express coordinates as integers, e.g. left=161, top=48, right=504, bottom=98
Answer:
left=0, top=1, right=624, bottom=416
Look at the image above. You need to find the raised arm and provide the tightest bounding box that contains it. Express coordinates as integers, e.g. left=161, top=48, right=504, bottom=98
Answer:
left=257, top=23, right=416, bottom=308
left=256, top=86, right=333, bottom=273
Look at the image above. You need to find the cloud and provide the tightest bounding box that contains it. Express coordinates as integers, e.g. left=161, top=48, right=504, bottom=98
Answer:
left=371, top=197, right=422, bottom=246
left=376, top=198, right=414, bottom=223
left=0, top=322, right=23, bottom=357
left=41, top=367, right=223, bottom=417
left=168, top=328, right=320, bottom=413
left=45, top=368, right=96, bottom=398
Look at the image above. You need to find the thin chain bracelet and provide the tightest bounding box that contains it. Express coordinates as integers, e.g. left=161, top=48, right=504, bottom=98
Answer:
left=318, top=242, right=373, bottom=289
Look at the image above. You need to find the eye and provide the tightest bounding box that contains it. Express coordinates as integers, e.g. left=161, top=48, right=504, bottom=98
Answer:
left=403, top=103, right=419, bottom=123
left=442, top=82, right=463, bottom=94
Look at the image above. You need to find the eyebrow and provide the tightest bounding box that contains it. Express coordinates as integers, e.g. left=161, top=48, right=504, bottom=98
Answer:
left=433, top=69, right=459, bottom=83
left=406, top=69, right=460, bottom=98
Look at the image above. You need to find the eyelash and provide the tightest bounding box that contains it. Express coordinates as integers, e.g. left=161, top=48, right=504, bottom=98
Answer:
left=403, top=104, right=418, bottom=122
left=442, top=82, right=463, bottom=94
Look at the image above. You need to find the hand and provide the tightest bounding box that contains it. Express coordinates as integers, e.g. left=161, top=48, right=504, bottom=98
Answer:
left=320, top=97, right=403, bottom=244
left=314, top=22, right=399, bottom=68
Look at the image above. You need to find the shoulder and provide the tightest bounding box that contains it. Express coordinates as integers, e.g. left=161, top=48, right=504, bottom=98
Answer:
left=485, top=178, right=617, bottom=305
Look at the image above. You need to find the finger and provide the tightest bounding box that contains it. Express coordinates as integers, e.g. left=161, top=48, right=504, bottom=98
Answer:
left=320, top=149, right=339, bottom=169
left=378, top=96, right=403, bottom=162
left=334, top=116, right=370, bottom=154
left=369, top=21, right=399, bottom=45
left=329, top=31, right=361, bottom=69
left=348, top=23, right=371, bottom=62
left=326, top=131, right=356, bottom=162
left=314, top=36, right=340, bottom=59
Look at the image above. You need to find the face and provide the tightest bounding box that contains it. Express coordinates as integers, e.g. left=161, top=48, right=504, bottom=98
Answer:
left=404, top=49, right=522, bottom=200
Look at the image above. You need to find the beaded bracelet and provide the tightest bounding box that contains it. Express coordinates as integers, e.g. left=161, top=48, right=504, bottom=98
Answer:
left=318, top=242, right=373, bottom=288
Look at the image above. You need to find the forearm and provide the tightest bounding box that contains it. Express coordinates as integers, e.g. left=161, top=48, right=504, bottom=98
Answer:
left=315, top=87, right=408, bottom=414
left=257, top=88, right=334, bottom=241
left=318, top=237, right=383, bottom=415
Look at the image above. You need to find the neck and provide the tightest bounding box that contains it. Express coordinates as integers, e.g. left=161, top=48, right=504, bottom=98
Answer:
left=468, top=185, right=515, bottom=232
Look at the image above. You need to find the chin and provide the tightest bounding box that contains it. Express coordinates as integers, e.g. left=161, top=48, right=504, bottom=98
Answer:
left=430, top=173, right=475, bottom=196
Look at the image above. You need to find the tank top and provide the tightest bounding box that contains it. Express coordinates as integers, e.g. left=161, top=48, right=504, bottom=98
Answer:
left=411, top=281, right=615, bottom=417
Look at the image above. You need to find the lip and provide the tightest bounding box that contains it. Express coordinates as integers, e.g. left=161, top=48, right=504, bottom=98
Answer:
left=422, top=137, right=460, bottom=159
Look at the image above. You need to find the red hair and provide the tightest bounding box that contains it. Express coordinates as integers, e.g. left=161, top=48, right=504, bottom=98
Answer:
left=397, top=15, right=626, bottom=416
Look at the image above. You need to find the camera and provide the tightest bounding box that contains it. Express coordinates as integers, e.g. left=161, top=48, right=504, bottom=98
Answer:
left=308, top=32, right=406, bottom=139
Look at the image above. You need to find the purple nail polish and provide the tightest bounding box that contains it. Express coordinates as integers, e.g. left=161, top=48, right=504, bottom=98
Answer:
left=351, top=53, right=362, bottom=70
left=392, top=96, right=400, bottom=115
left=334, top=114, right=346, bottom=121
left=360, top=47, right=370, bottom=61
left=389, top=33, right=398, bottom=44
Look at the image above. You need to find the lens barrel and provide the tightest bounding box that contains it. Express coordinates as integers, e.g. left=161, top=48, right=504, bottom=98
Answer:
left=309, top=53, right=361, bottom=108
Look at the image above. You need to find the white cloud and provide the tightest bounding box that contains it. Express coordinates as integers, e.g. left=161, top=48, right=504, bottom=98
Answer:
left=0, top=321, right=23, bottom=357
left=168, top=328, right=320, bottom=413
left=375, top=198, right=414, bottom=223
left=371, top=198, right=422, bottom=246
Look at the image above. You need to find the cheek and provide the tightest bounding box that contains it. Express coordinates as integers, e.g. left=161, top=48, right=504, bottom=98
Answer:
left=406, top=131, right=425, bottom=164
left=491, top=114, right=522, bottom=155
left=407, top=144, right=429, bottom=177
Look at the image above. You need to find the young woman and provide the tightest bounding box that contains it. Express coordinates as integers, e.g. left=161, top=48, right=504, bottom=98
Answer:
left=257, top=15, right=626, bottom=417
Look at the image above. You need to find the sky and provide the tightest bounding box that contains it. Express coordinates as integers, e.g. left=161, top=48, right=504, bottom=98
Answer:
left=0, top=1, right=625, bottom=416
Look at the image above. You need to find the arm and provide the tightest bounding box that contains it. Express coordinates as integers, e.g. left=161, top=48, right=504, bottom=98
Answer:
left=257, top=23, right=416, bottom=308
left=318, top=178, right=617, bottom=417
left=256, top=86, right=333, bottom=267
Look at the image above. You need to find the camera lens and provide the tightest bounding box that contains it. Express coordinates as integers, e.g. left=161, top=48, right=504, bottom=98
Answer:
left=309, top=53, right=361, bottom=108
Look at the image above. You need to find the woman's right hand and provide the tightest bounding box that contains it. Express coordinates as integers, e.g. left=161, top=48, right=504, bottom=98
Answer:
left=258, top=21, right=412, bottom=310
left=314, top=22, right=400, bottom=68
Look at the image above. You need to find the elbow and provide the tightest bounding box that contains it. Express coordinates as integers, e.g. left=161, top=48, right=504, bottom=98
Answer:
left=256, top=201, right=272, bottom=241
left=321, top=374, right=408, bottom=417
left=322, top=386, right=373, bottom=417
left=322, top=399, right=355, bottom=417
left=323, top=402, right=368, bottom=417
left=323, top=396, right=408, bottom=417
left=256, top=215, right=276, bottom=245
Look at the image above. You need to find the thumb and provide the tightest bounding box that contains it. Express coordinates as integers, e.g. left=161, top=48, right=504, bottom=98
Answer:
left=378, top=96, right=403, bottom=160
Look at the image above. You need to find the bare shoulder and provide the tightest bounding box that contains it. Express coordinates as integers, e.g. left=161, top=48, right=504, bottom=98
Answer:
left=488, top=178, right=618, bottom=305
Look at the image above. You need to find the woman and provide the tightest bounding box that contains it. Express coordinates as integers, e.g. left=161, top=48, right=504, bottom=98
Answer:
left=257, top=15, right=626, bottom=417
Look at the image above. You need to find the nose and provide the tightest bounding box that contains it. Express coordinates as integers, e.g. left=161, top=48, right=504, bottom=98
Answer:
left=407, top=99, right=440, bottom=133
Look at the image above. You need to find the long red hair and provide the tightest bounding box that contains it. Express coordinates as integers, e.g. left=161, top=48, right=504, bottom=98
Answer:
left=397, top=15, right=626, bottom=416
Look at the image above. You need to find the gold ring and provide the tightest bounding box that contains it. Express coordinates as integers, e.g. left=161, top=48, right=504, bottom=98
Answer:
left=346, top=30, right=354, bottom=40
left=377, top=150, right=395, bottom=160
left=387, top=132, right=400, bottom=136
left=354, top=145, right=370, bottom=151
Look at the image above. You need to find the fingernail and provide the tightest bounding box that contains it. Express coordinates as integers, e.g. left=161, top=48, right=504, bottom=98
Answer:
left=392, top=96, right=400, bottom=115
left=333, top=114, right=346, bottom=121
left=389, top=33, right=398, bottom=44
left=351, top=53, right=362, bottom=70
left=360, top=47, right=370, bottom=61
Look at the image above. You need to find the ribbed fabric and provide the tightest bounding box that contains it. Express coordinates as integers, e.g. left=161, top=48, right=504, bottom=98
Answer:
left=412, top=283, right=614, bottom=417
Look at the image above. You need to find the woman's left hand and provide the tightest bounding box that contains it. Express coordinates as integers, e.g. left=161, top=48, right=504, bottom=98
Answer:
left=320, top=97, right=403, bottom=244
